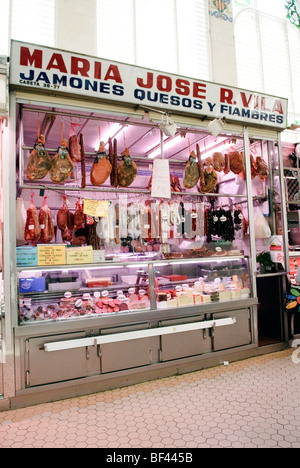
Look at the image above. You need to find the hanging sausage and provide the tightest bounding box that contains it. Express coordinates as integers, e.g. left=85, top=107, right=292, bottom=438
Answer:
left=79, top=133, right=86, bottom=189
left=197, top=144, right=205, bottom=193
left=69, top=123, right=81, bottom=162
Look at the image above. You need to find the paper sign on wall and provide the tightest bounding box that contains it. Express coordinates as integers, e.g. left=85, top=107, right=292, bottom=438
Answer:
left=66, top=246, right=94, bottom=264
left=151, top=159, right=171, bottom=199
left=83, top=199, right=108, bottom=217
left=37, top=245, right=66, bottom=266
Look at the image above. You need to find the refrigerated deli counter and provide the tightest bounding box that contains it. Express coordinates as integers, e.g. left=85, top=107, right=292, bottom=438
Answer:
left=2, top=41, right=290, bottom=407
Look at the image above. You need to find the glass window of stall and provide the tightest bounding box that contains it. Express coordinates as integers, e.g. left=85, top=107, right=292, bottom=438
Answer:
left=248, top=139, right=286, bottom=275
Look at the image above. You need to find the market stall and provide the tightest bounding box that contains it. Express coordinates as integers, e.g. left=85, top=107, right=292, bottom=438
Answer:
left=4, top=40, right=289, bottom=406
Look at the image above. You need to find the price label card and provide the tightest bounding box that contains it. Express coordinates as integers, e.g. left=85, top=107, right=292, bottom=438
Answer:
left=83, top=199, right=108, bottom=217
left=16, top=246, right=38, bottom=266
left=37, top=245, right=66, bottom=266
left=150, top=159, right=171, bottom=199
left=66, top=246, right=94, bottom=264
left=93, top=250, right=106, bottom=263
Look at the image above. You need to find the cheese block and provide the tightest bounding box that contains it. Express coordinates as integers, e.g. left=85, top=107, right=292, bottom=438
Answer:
left=241, top=288, right=250, bottom=297
left=178, top=294, right=194, bottom=306
left=231, top=290, right=241, bottom=299
left=193, top=293, right=202, bottom=304
left=167, top=298, right=178, bottom=308
left=201, top=294, right=211, bottom=303
left=219, top=291, right=231, bottom=302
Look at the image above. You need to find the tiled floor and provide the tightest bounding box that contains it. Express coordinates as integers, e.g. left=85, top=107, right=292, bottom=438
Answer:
left=0, top=348, right=299, bottom=448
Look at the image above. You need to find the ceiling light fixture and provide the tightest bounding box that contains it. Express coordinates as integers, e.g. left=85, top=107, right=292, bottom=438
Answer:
left=207, top=117, right=226, bottom=137
left=159, top=114, right=177, bottom=138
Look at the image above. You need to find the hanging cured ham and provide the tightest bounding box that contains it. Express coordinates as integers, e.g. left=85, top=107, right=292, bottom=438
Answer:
left=50, top=138, right=74, bottom=184
left=26, top=134, right=52, bottom=180
left=39, top=196, right=54, bottom=243
left=183, top=151, right=200, bottom=189
left=24, top=193, right=41, bottom=243
left=229, top=151, right=244, bottom=175
left=256, top=156, right=269, bottom=180
left=117, top=147, right=137, bottom=188
left=90, top=141, right=112, bottom=186
left=201, top=158, right=218, bottom=193
left=212, top=152, right=225, bottom=172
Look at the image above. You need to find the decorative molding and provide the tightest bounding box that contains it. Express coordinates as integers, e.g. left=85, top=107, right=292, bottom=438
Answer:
left=209, top=0, right=233, bottom=22
left=286, top=0, right=300, bottom=28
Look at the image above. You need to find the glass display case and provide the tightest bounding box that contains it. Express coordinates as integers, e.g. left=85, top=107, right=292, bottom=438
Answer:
left=17, top=256, right=251, bottom=325
left=18, top=262, right=151, bottom=324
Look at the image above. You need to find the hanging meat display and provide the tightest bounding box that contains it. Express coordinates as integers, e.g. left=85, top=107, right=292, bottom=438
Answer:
left=224, top=153, right=230, bottom=174
left=26, top=134, right=52, bottom=180
left=90, top=141, right=112, bottom=186
left=24, top=193, right=41, bottom=243
left=212, top=152, right=225, bottom=172
left=69, top=124, right=81, bottom=162
left=183, top=151, right=200, bottom=189
left=117, top=147, right=137, bottom=188
left=39, top=196, right=54, bottom=243
left=229, top=151, right=244, bottom=175
left=250, top=154, right=258, bottom=179
left=74, top=199, right=85, bottom=229
left=50, top=138, right=74, bottom=184
left=256, top=156, right=269, bottom=180
left=199, top=157, right=218, bottom=193
left=113, top=138, right=118, bottom=187
left=57, top=196, right=73, bottom=242
left=197, top=144, right=205, bottom=192
left=171, top=174, right=182, bottom=192
left=79, top=133, right=86, bottom=189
